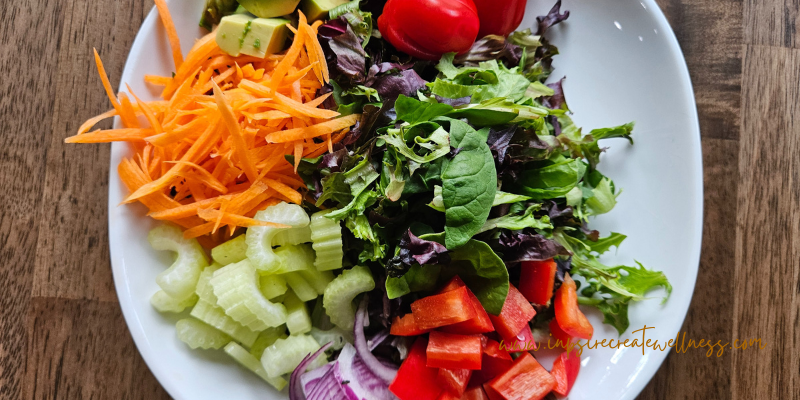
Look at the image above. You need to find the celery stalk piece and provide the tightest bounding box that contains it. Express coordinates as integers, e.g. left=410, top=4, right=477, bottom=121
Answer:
left=189, top=300, right=259, bottom=347
left=151, top=290, right=198, bottom=313
left=211, top=235, right=247, bottom=266
left=149, top=224, right=209, bottom=301
left=224, top=342, right=288, bottom=390
left=250, top=326, right=287, bottom=359
left=260, top=334, right=325, bottom=378
left=176, top=318, right=232, bottom=349
left=195, top=263, right=223, bottom=303
left=246, top=202, right=310, bottom=273
left=298, top=267, right=334, bottom=295
left=273, top=244, right=316, bottom=274
left=283, top=290, right=312, bottom=335
left=211, top=259, right=287, bottom=331
left=309, top=209, right=344, bottom=271
left=323, top=266, right=375, bottom=330
left=272, top=225, right=313, bottom=247
left=283, top=272, right=318, bottom=302
left=258, top=274, right=288, bottom=300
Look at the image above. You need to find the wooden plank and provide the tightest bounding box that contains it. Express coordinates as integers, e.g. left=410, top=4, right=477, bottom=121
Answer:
left=31, top=0, right=151, bottom=301
left=733, top=44, right=800, bottom=400
left=0, top=0, right=69, bottom=397
left=24, top=297, right=169, bottom=400
left=744, top=0, right=798, bottom=48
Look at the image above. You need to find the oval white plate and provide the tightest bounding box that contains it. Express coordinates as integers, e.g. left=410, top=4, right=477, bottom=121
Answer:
left=108, top=0, right=702, bottom=399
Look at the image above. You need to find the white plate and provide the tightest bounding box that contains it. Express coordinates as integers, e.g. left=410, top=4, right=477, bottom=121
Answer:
left=108, top=0, right=702, bottom=399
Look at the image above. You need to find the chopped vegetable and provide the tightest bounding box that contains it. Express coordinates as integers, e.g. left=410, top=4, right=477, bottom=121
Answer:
left=426, top=331, right=482, bottom=370
left=411, top=286, right=477, bottom=330
left=309, top=209, right=344, bottom=271
left=211, top=235, right=247, bottom=266
left=437, top=367, right=471, bottom=397
left=553, top=274, right=593, bottom=340
left=175, top=318, right=232, bottom=349
left=390, top=314, right=431, bottom=336
left=210, top=259, right=288, bottom=330
left=322, top=265, right=375, bottom=330
left=225, top=342, right=288, bottom=390
left=487, top=284, right=536, bottom=341
left=150, top=290, right=198, bottom=313
left=518, top=259, right=558, bottom=305
left=483, top=352, right=556, bottom=400
left=389, top=337, right=442, bottom=400
left=437, top=276, right=495, bottom=335
left=246, top=202, right=310, bottom=273
left=261, top=334, right=325, bottom=378
left=148, top=224, right=208, bottom=302
left=551, top=349, right=581, bottom=396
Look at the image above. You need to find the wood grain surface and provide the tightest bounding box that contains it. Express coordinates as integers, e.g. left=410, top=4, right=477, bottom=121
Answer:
left=1, top=0, right=797, bottom=399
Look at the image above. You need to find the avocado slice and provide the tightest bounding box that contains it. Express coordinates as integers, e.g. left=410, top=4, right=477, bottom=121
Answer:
left=216, top=14, right=290, bottom=58
left=301, top=0, right=349, bottom=21
left=238, top=0, right=301, bottom=19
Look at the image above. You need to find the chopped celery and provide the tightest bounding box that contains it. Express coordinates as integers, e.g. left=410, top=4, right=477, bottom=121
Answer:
left=176, top=318, right=232, bottom=349
left=246, top=202, right=310, bottom=273
left=309, top=209, right=344, bottom=271
left=258, top=274, right=288, bottom=299
left=149, top=224, right=209, bottom=301
left=211, top=260, right=287, bottom=331
left=298, top=267, right=334, bottom=295
left=195, top=263, right=222, bottom=303
left=211, top=235, right=247, bottom=265
left=273, top=244, right=315, bottom=274
left=151, top=290, right=198, bottom=313
left=284, top=290, right=312, bottom=335
left=224, top=342, right=288, bottom=390
left=260, top=334, right=325, bottom=378
left=323, top=266, right=375, bottom=330
left=250, top=326, right=287, bottom=359
left=284, top=272, right=318, bottom=301
left=310, top=327, right=352, bottom=351
left=190, top=300, right=259, bottom=347
left=272, top=225, right=312, bottom=247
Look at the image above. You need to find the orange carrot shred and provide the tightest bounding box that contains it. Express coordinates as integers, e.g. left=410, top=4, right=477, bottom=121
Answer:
left=154, top=0, right=183, bottom=70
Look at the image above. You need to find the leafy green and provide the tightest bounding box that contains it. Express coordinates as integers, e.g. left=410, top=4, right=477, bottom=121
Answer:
left=585, top=177, right=618, bottom=215
left=385, top=276, right=410, bottom=299
left=380, top=122, right=451, bottom=164
left=395, top=94, right=454, bottom=124
left=345, top=215, right=385, bottom=262
left=587, top=232, right=627, bottom=254
left=513, top=158, right=587, bottom=199
left=479, top=205, right=553, bottom=233
left=430, top=60, right=532, bottom=103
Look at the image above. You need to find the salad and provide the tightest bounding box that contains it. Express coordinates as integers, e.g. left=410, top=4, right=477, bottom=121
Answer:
left=69, top=0, right=673, bottom=399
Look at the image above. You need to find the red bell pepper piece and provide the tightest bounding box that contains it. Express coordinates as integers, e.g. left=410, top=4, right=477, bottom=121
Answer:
left=488, top=284, right=536, bottom=340
left=484, top=352, right=557, bottom=400
left=554, top=274, right=593, bottom=340
left=437, top=391, right=460, bottom=400
left=390, top=337, right=443, bottom=400
left=377, top=0, right=480, bottom=60
left=551, top=350, right=581, bottom=396
left=518, top=259, right=557, bottom=305
left=412, top=286, right=477, bottom=330
left=471, top=0, right=527, bottom=37
left=427, top=331, right=483, bottom=370
left=499, top=323, right=536, bottom=352
left=438, top=368, right=472, bottom=397
left=438, top=276, right=495, bottom=334
left=470, top=338, right=514, bottom=385
left=548, top=318, right=572, bottom=347
left=390, top=313, right=431, bottom=336
left=461, top=386, right=491, bottom=400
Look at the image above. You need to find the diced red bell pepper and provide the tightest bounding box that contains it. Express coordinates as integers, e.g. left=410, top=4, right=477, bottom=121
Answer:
left=437, top=391, right=460, bottom=400
left=390, top=313, right=431, bottom=336
left=412, top=286, right=477, bottom=330
left=427, top=331, right=483, bottom=370
left=499, top=323, right=536, bottom=352
left=551, top=350, right=581, bottom=396
left=518, top=259, right=557, bottom=305
left=390, top=337, right=443, bottom=400
left=461, top=386, right=491, bottom=400
left=554, top=274, right=594, bottom=340
left=488, top=284, right=536, bottom=340
left=438, top=277, right=495, bottom=334
left=484, top=353, right=557, bottom=400
left=438, top=368, right=472, bottom=397
left=548, top=318, right=572, bottom=347
left=469, top=339, right=514, bottom=385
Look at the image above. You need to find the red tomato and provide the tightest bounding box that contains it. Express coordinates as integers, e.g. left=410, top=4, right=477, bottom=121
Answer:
left=438, top=276, right=495, bottom=334
left=554, top=274, right=593, bottom=340
left=412, top=286, right=478, bottom=330
left=484, top=352, right=556, bottom=400
left=518, top=259, right=557, bottom=305
left=390, top=337, right=443, bottom=400
left=551, top=350, right=581, bottom=396
left=438, top=367, right=472, bottom=397
left=377, top=0, right=480, bottom=60
left=427, top=331, right=483, bottom=370
left=390, top=313, right=431, bottom=336
left=488, top=284, right=536, bottom=340
left=471, top=0, right=527, bottom=37
left=461, top=386, right=491, bottom=400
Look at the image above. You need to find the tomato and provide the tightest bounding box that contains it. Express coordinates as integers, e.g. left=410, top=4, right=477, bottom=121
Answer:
left=471, top=0, right=527, bottom=37
left=484, top=352, right=556, bottom=400
left=438, top=276, right=495, bottom=334
left=470, top=338, right=514, bottom=385
left=488, top=284, right=536, bottom=340
left=412, top=286, right=478, bottom=330
left=438, top=367, right=472, bottom=397
left=518, top=259, right=557, bottom=305
left=377, top=0, right=480, bottom=60
left=551, top=350, right=581, bottom=396
left=554, top=274, right=593, bottom=340
left=390, top=337, right=443, bottom=400
left=461, top=386, right=491, bottom=400
left=390, top=313, right=431, bottom=336
left=427, top=331, right=483, bottom=370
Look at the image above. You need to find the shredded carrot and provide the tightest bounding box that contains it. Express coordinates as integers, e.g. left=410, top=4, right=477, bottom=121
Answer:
left=70, top=4, right=358, bottom=248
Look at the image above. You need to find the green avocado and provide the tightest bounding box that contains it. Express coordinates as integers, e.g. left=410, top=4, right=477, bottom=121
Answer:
left=237, top=0, right=301, bottom=18
left=301, top=0, right=349, bottom=21
left=216, top=14, right=289, bottom=58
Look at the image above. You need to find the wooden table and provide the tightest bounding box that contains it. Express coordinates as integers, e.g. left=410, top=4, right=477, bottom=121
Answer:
left=2, top=0, right=797, bottom=398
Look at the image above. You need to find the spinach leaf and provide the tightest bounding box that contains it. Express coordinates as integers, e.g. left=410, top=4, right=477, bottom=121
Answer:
left=395, top=94, right=454, bottom=124
left=513, top=158, right=586, bottom=199
left=479, top=205, right=553, bottom=233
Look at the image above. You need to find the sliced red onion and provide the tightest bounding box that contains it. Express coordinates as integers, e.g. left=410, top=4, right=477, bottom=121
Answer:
left=337, top=343, right=392, bottom=400
left=354, top=296, right=397, bottom=384
left=305, top=363, right=348, bottom=400
left=289, top=342, right=333, bottom=400
left=367, top=330, right=389, bottom=352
